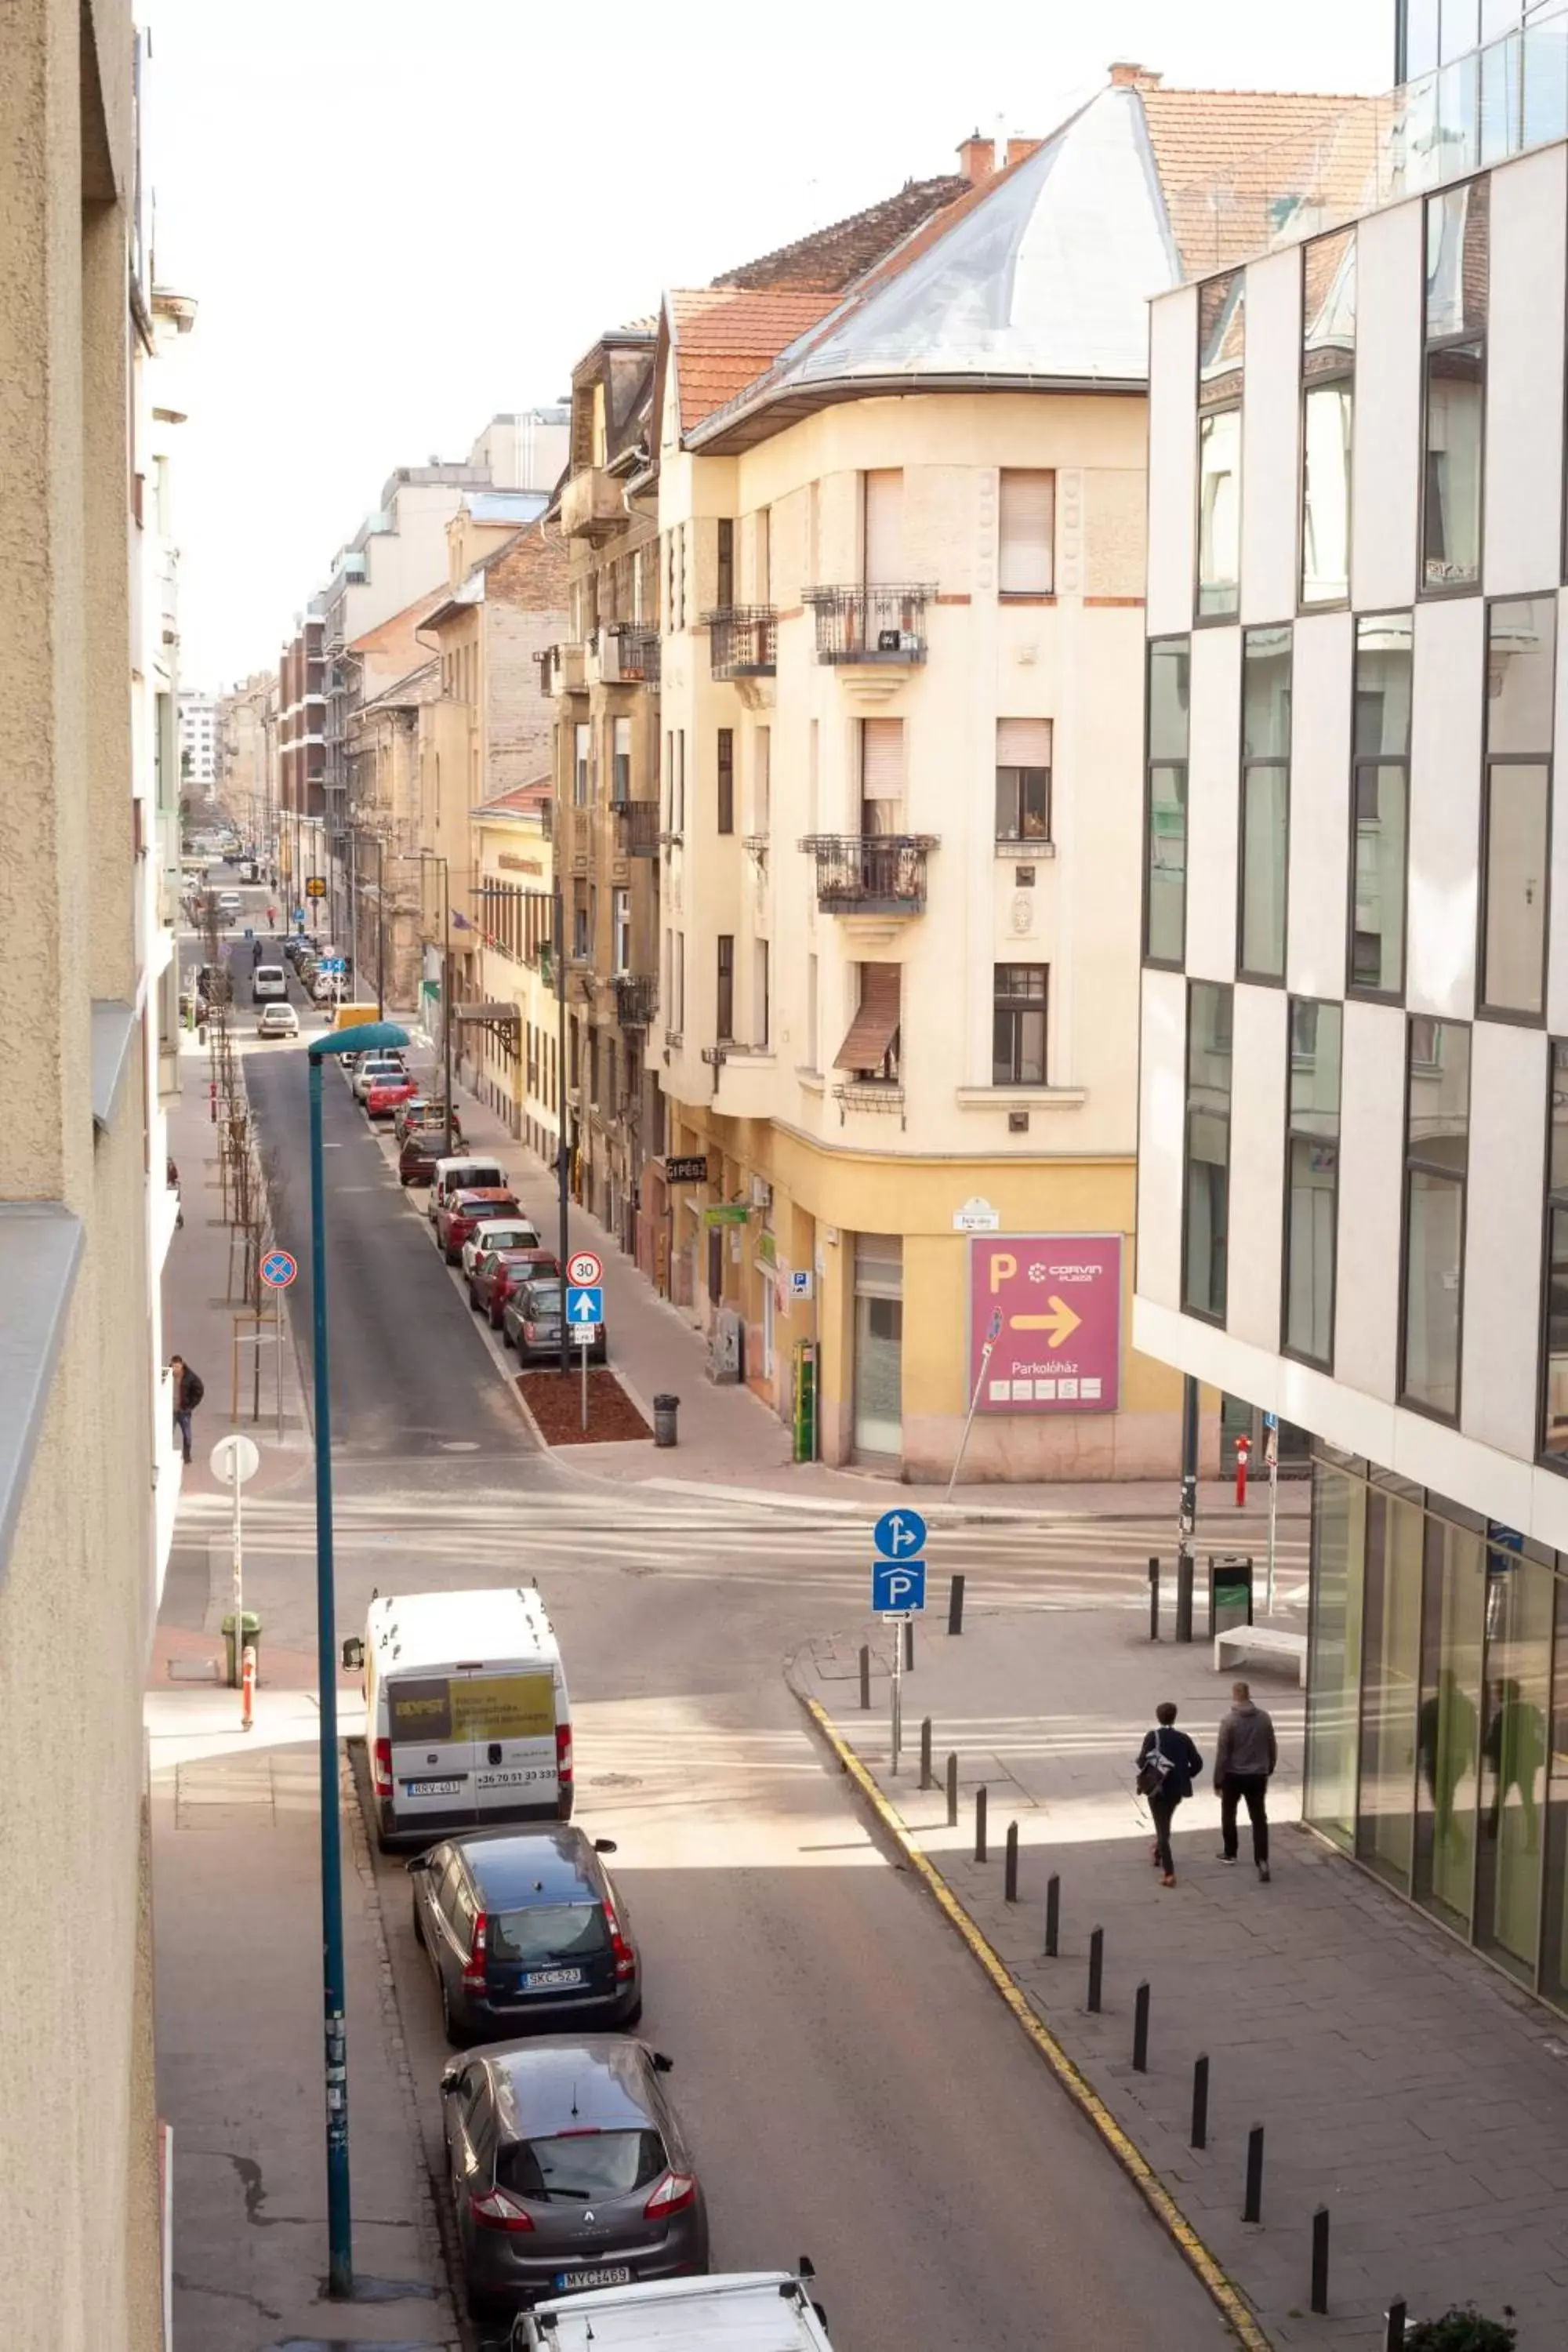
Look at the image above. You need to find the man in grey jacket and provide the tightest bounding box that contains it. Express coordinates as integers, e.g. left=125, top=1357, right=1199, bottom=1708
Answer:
left=1215, top=1681, right=1279, bottom=1882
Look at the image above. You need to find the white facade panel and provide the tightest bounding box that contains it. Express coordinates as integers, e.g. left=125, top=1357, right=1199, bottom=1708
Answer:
left=1239, top=250, right=1302, bottom=628
left=1286, top=612, right=1352, bottom=996
left=1332, top=999, right=1406, bottom=1403
left=1145, top=286, right=1197, bottom=637
left=1135, top=967, right=1186, bottom=1313
left=1461, top=1021, right=1547, bottom=1461
left=1406, top=596, right=1483, bottom=1021
left=1183, top=624, right=1241, bottom=982
left=1483, top=143, right=1567, bottom=601
left=1351, top=199, right=1422, bottom=614
left=1225, top=983, right=1287, bottom=1353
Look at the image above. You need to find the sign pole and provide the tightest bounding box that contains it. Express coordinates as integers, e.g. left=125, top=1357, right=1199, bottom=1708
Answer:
left=890, top=1619, right=903, bottom=1774
left=581, top=1329, right=589, bottom=1434
left=1265, top=1416, right=1279, bottom=1614
left=230, top=1454, right=244, bottom=1693
left=946, top=1308, right=1003, bottom=1503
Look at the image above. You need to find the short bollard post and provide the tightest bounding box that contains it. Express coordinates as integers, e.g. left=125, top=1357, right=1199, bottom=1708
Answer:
left=975, top=1784, right=988, bottom=1863
left=945, top=1751, right=958, bottom=1827
left=1044, top=1873, right=1060, bottom=1957
left=1190, top=2053, right=1210, bottom=2150
left=1087, top=1926, right=1103, bottom=2013
left=947, top=1573, right=966, bottom=1635
left=1004, top=1822, right=1019, bottom=1902
left=1175, top=1553, right=1195, bottom=1644
left=919, top=1716, right=933, bottom=1790
left=903, top=1617, right=914, bottom=1672
left=1132, top=1981, right=1150, bottom=2072
left=1148, top=1555, right=1160, bottom=1641
left=1310, top=2206, right=1330, bottom=2315
left=858, top=1643, right=871, bottom=1711
left=1383, top=2299, right=1406, bottom=2350
left=1243, top=2124, right=1265, bottom=2223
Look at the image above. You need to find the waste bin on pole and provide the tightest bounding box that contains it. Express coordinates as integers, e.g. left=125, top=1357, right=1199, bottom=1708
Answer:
left=653, top=1395, right=680, bottom=1448
left=222, top=1610, right=263, bottom=1684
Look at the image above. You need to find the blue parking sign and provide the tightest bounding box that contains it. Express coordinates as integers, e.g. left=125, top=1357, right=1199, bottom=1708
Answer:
left=873, top=1559, right=926, bottom=1614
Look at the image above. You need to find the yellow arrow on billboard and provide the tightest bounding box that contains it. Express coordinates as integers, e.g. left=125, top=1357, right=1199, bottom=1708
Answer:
left=1010, top=1296, right=1082, bottom=1349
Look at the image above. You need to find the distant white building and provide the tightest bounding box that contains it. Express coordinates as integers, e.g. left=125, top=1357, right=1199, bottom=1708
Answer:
left=178, top=688, right=216, bottom=787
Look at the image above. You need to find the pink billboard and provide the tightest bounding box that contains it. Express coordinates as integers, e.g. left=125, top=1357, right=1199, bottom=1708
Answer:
left=967, top=1234, right=1123, bottom=1414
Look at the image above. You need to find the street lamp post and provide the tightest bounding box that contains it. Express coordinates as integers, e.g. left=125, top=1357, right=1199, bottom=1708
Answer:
left=306, top=1014, right=410, bottom=2301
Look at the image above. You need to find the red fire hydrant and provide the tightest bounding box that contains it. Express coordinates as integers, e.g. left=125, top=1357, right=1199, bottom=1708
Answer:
left=1235, top=1433, right=1250, bottom=1508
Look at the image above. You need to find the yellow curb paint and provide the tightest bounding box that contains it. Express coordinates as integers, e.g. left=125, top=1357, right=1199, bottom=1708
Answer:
left=800, top=1694, right=1272, bottom=2352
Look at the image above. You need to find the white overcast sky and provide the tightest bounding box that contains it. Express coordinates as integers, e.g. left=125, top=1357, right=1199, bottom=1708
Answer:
left=141, top=0, right=1396, bottom=690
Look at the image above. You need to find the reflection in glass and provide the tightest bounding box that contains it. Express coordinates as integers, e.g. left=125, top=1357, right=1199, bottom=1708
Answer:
left=1302, top=385, right=1353, bottom=606
left=1476, top=1551, right=1552, bottom=1979
left=1486, top=595, right=1555, bottom=753
left=1241, top=768, right=1288, bottom=978
left=1424, top=345, right=1484, bottom=588
left=1198, top=409, right=1241, bottom=618
left=1285, top=1001, right=1342, bottom=1365
left=1414, top=1519, right=1483, bottom=1932
left=1307, top=1463, right=1364, bottom=1849
left=1145, top=639, right=1190, bottom=964
left=1522, top=8, right=1568, bottom=148
left=1351, top=762, right=1409, bottom=993
left=1357, top=1490, right=1425, bottom=1891
left=1182, top=982, right=1232, bottom=1320
left=1539, top=1573, right=1568, bottom=2007
left=1544, top=1041, right=1568, bottom=1458
left=1403, top=1171, right=1464, bottom=1413
left=1479, top=29, right=1523, bottom=158
left=1481, top=762, right=1548, bottom=1014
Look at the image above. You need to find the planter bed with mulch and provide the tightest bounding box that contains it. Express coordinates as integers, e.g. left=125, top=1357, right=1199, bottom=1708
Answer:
left=517, top=1366, right=651, bottom=1446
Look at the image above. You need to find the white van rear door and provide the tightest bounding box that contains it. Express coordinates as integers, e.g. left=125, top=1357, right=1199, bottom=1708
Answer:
left=386, top=1675, right=478, bottom=1828
left=459, top=1668, right=559, bottom=1817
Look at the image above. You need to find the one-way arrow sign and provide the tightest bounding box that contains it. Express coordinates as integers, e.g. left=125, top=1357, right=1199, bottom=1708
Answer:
left=567, top=1286, right=604, bottom=1327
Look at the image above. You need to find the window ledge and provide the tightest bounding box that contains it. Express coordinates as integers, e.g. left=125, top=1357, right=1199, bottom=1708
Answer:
left=995, top=839, right=1056, bottom=858
left=91, top=1001, right=137, bottom=1131
left=0, top=1204, right=84, bottom=1585
left=954, top=1084, right=1087, bottom=1111
left=797, top=1066, right=825, bottom=1094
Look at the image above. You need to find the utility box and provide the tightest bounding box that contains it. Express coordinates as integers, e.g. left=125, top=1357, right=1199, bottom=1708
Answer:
left=1208, top=1555, right=1254, bottom=1637
left=709, top=1308, right=744, bottom=1385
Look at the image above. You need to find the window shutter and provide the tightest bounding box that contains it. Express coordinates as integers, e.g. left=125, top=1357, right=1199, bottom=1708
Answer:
left=862, top=718, right=906, bottom=803
left=996, top=718, right=1052, bottom=768
left=999, top=471, right=1055, bottom=593
left=864, top=470, right=904, bottom=584
left=834, top=964, right=902, bottom=1072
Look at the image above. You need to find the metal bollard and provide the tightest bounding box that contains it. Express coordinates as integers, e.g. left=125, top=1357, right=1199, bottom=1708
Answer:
left=975, top=1785, right=988, bottom=1862
left=1190, top=2053, right=1210, bottom=2149
left=1148, top=1555, right=1160, bottom=1641
left=1383, top=2299, right=1406, bottom=2350
left=1311, top=2207, right=1330, bottom=2316
left=946, top=1751, right=958, bottom=1828
left=1243, top=2125, right=1264, bottom=2224
left=903, top=1617, right=914, bottom=1672
left=919, top=1715, right=933, bottom=1790
left=858, top=1643, right=871, bottom=1711
left=1087, top=1926, right=1103, bottom=2013
left=947, top=1573, right=966, bottom=1635
left=1004, top=1822, right=1018, bottom=1902
left=1175, top=1554, right=1194, bottom=1644
left=1132, top=1981, right=1149, bottom=2072
left=1044, top=1872, right=1060, bottom=1957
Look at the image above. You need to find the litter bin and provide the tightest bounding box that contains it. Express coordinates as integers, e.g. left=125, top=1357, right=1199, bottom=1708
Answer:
left=653, top=1394, right=680, bottom=1449
left=222, top=1610, right=263, bottom=1690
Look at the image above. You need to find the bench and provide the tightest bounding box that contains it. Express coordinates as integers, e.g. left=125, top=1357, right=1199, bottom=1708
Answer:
left=1214, top=1624, right=1307, bottom=1687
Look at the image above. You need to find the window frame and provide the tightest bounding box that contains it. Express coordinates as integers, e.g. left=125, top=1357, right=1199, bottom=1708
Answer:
left=1418, top=174, right=1490, bottom=603
left=990, top=963, right=1049, bottom=1087
left=1237, top=622, right=1293, bottom=985
left=1181, top=978, right=1234, bottom=1326
left=997, top=469, right=1056, bottom=599
left=1397, top=1015, right=1472, bottom=1426
left=717, top=727, right=735, bottom=836
left=1142, top=634, right=1191, bottom=970
left=1280, top=997, right=1343, bottom=1370
left=1345, top=612, right=1414, bottom=1004
left=715, top=934, right=735, bottom=1043
left=1298, top=227, right=1357, bottom=615
left=1477, top=591, right=1555, bottom=1028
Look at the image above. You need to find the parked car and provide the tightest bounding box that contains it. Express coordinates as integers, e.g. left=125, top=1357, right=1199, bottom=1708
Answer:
left=283, top=937, right=310, bottom=967
left=395, top=1097, right=464, bottom=1148
left=256, top=1002, right=299, bottom=1039
left=472, top=1247, right=561, bottom=1329
left=399, top=1128, right=452, bottom=1188
left=439, top=2036, right=705, bottom=2320
left=310, top=970, right=339, bottom=1007
left=412, top=1827, right=640, bottom=2046
left=350, top=1052, right=408, bottom=1104
left=461, top=1215, right=543, bottom=1283
left=252, top=963, right=287, bottom=1002
left=504, top=1278, right=604, bottom=1364
left=437, top=1188, right=522, bottom=1265
left=216, top=891, right=241, bottom=915
left=510, top=2273, right=833, bottom=2352
left=365, top=1070, right=419, bottom=1120
left=429, top=1157, right=509, bottom=1223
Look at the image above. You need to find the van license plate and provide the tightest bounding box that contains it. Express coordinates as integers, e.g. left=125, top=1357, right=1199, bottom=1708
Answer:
left=402, top=1778, right=463, bottom=1797
left=523, top=1967, right=583, bottom=1991
left=555, top=2267, right=631, bottom=2292
left=477, top=1767, right=548, bottom=1790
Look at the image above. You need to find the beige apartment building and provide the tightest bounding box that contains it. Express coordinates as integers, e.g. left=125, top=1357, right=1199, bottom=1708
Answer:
left=648, top=76, right=1354, bottom=1478
left=0, top=2, right=177, bottom=2340
left=215, top=669, right=278, bottom=860
left=470, top=780, right=561, bottom=1149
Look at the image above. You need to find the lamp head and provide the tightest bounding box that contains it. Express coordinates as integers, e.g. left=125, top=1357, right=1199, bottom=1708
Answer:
left=308, top=1020, right=410, bottom=1063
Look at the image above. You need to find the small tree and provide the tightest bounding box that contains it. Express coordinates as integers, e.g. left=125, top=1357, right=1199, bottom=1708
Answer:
left=1406, top=2308, right=1516, bottom=2352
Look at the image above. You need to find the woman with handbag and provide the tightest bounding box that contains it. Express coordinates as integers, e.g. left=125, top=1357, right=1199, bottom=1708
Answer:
left=1137, top=1701, right=1203, bottom=1888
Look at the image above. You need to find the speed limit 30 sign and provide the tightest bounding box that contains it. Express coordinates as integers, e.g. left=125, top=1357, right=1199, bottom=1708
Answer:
left=567, top=1250, right=603, bottom=1287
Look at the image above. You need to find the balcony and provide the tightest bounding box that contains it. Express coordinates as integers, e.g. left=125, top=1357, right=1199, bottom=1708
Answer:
left=800, top=833, right=937, bottom=917
left=537, top=642, right=586, bottom=698
left=595, top=623, right=660, bottom=686
left=706, top=607, right=778, bottom=680
left=803, top=585, right=932, bottom=673
left=613, top=973, right=658, bottom=1029
left=561, top=467, right=623, bottom=543
left=612, top=800, right=660, bottom=857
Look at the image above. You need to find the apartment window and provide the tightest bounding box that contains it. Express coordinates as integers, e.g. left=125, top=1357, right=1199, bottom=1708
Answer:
left=863, top=470, right=903, bottom=584
left=675, top=731, right=686, bottom=837
left=1421, top=180, right=1487, bottom=593
left=808, top=719, right=820, bottom=833
left=664, top=731, right=673, bottom=829
left=1349, top=613, right=1414, bottom=996
left=674, top=931, right=685, bottom=1034
left=755, top=507, right=771, bottom=604
left=1284, top=1000, right=1342, bottom=1366
left=1400, top=1018, right=1471, bottom=1417
left=1182, top=981, right=1233, bottom=1322
left=754, top=939, right=770, bottom=1048
left=612, top=716, right=631, bottom=804
left=1301, top=227, right=1356, bottom=608
left=995, top=719, right=1052, bottom=843
left=716, top=937, right=735, bottom=1040
left=753, top=727, right=771, bottom=837
left=663, top=927, right=673, bottom=1031
left=1542, top=1040, right=1568, bottom=1458
left=1197, top=270, right=1244, bottom=618
left=612, top=887, right=631, bottom=975
left=717, top=518, right=734, bottom=610
left=992, top=964, right=1047, bottom=1087
left=1240, top=626, right=1291, bottom=979
left=861, top=717, right=905, bottom=834
left=998, top=470, right=1054, bottom=596
left=717, top=728, right=735, bottom=835
left=573, top=721, right=590, bottom=807
left=805, top=953, right=819, bottom=1073
left=1480, top=594, right=1554, bottom=1018
left=572, top=888, right=590, bottom=960
left=1144, top=637, right=1191, bottom=964
left=835, top=964, right=901, bottom=1080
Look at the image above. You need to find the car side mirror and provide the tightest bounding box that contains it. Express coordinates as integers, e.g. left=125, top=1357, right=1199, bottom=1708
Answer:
left=651, top=2050, right=673, bottom=2074
left=340, top=1636, right=364, bottom=1671
left=593, top=1837, right=618, bottom=1854
left=405, top=1854, right=434, bottom=1874
left=439, top=2067, right=461, bottom=2096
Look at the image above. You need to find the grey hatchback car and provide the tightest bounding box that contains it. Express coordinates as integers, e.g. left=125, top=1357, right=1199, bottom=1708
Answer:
left=442, top=2034, right=709, bottom=2320
left=410, top=1826, right=641, bottom=2045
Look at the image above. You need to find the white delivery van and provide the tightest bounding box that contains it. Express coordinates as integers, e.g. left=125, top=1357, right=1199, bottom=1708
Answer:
left=427, top=1155, right=508, bottom=1222
left=347, top=1585, right=572, bottom=1849
left=510, top=2271, right=833, bottom=2352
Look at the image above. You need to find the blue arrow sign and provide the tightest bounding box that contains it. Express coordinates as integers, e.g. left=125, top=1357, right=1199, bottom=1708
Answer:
left=873, top=1559, right=926, bottom=1614
left=873, top=1507, right=927, bottom=1561
left=567, top=1286, right=604, bottom=1327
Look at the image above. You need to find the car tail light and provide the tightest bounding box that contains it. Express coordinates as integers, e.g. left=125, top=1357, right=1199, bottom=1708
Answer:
left=604, top=1900, right=636, bottom=1981
left=462, top=1911, right=488, bottom=1992
left=468, top=2187, right=535, bottom=2234
left=555, top=1722, right=573, bottom=1795
left=372, top=1738, right=393, bottom=1797
left=644, top=2171, right=696, bottom=2220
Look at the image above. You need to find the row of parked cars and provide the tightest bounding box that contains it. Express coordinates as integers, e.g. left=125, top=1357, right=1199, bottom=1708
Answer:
left=347, top=1588, right=829, bottom=2350
left=282, top=931, right=354, bottom=1008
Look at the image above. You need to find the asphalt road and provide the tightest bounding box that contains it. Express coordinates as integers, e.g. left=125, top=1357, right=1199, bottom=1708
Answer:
left=220, top=914, right=1233, bottom=2352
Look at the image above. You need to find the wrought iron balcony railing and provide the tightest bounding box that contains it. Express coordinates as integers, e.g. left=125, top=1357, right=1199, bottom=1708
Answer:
left=802, top=585, right=933, bottom=666
left=705, top=606, right=778, bottom=679
left=597, top=623, right=660, bottom=685
left=798, top=833, right=936, bottom=914
left=613, top=973, right=657, bottom=1029
left=612, top=800, right=661, bottom=857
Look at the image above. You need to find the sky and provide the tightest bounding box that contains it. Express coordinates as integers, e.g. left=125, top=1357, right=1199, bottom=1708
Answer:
left=141, top=0, right=1397, bottom=691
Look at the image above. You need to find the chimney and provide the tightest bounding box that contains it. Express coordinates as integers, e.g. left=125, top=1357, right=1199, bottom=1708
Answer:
left=1005, top=137, right=1043, bottom=169
left=957, top=132, right=996, bottom=185
left=1109, top=62, right=1163, bottom=89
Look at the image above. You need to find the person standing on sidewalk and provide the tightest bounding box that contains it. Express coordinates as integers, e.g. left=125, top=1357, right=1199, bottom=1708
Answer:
left=1137, top=1701, right=1203, bottom=1888
left=169, top=1356, right=204, bottom=1466
left=1215, top=1680, right=1279, bottom=1882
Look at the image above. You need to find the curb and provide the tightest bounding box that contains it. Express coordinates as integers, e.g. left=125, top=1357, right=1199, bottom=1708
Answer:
left=789, top=1679, right=1271, bottom=2352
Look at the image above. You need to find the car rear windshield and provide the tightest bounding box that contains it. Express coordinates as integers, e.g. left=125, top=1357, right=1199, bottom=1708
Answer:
left=525, top=1286, right=564, bottom=1310
left=495, top=2129, right=664, bottom=2203
left=488, top=1901, right=609, bottom=1964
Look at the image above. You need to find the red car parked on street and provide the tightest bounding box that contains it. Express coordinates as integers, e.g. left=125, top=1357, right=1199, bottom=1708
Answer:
left=435, top=1187, right=521, bottom=1265
left=364, top=1070, right=418, bottom=1120
left=469, top=1243, right=561, bottom=1327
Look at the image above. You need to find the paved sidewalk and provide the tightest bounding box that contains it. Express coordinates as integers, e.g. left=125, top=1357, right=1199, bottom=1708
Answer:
left=798, top=1596, right=1568, bottom=2349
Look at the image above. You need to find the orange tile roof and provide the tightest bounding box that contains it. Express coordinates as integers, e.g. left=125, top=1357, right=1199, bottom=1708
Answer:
left=1140, top=87, right=1380, bottom=278
left=713, top=174, right=968, bottom=293
left=668, top=287, right=844, bottom=433
left=476, top=775, right=551, bottom=818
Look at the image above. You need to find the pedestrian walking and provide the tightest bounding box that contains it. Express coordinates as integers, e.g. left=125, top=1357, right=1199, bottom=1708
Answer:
left=267, top=903, right=277, bottom=929
left=169, top=1356, right=204, bottom=1465
left=1215, top=1679, right=1279, bottom=1882
left=1136, top=1701, right=1203, bottom=1888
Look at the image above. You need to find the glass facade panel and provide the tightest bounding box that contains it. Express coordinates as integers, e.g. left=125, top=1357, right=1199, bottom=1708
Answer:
left=1422, top=182, right=1487, bottom=593
left=1477, top=1551, right=1553, bottom=1977
left=1405, top=0, right=1441, bottom=75
left=1240, top=767, right=1287, bottom=978
left=1182, top=982, right=1232, bottom=1320
left=1522, top=9, right=1568, bottom=146
left=1285, top=1000, right=1341, bottom=1364
left=1404, top=1168, right=1465, bottom=1411
left=1351, top=762, right=1409, bottom=993
left=1144, top=639, right=1190, bottom=963
left=1301, top=230, right=1356, bottom=609
left=1481, top=761, right=1549, bottom=1013
left=1307, top=1464, right=1365, bottom=1848
left=1356, top=1490, right=1425, bottom=1891
left=1197, top=410, right=1241, bottom=618
left=1541, top=1575, right=1568, bottom=2005
left=1414, top=1518, right=1484, bottom=1931
left=1544, top=1041, right=1568, bottom=1459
